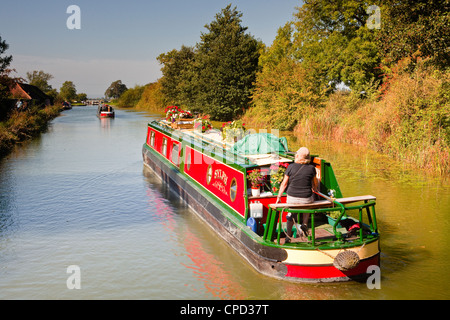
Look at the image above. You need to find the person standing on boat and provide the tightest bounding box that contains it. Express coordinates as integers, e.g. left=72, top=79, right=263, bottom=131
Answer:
left=275, top=147, right=320, bottom=241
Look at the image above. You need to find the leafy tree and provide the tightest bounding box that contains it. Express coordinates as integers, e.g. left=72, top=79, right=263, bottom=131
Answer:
left=194, top=5, right=261, bottom=120
left=116, top=85, right=146, bottom=108
left=0, top=35, right=15, bottom=106
left=376, top=0, right=450, bottom=71
left=250, top=24, right=327, bottom=130
left=76, top=93, right=87, bottom=102
left=292, top=0, right=382, bottom=93
left=0, top=35, right=12, bottom=74
left=135, top=80, right=168, bottom=112
left=59, top=81, right=77, bottom=102
left=105, top=80, right=128, bottom=99
left=157, top=46, right=197, bottom=109
left=26, top=70, right=54, bottom=93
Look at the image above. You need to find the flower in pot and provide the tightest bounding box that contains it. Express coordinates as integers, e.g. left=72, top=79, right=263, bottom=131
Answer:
left=269, top=162, right=289, bottom=194
left=165, top=106, right=180, bottom=122
left=222, top=120, right=247, bottom=143
left=194, top=116, right=212, bottom=133
left=248, top=169, right=263, bottom=196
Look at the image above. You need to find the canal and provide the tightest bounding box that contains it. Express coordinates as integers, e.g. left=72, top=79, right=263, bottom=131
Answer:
left=0, top=106, right=449, bottom=299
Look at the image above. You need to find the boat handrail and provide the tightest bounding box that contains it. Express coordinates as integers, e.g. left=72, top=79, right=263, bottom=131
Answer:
left=265, top=195, right=377, bottom=246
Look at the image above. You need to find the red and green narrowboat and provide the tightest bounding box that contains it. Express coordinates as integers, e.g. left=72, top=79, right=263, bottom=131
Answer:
left=97, top=104, right=115, bottom=118
left=142, top=119, right=380, bottom=283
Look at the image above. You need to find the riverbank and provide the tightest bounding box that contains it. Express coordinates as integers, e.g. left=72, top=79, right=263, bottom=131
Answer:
left=242, top=64, right=450, bottom=175
left=0, top=104, right=61, bottom=158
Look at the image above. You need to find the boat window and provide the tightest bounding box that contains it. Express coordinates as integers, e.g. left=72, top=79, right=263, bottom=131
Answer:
left=171, top=143, right=180, bottom=166
left=150, top=131, right=155, bottom=147
left=230, top=178, right=237, bottom=202
left=206, top=165, right=213, bottom=184
left=162, top=138, right=168, bottom=157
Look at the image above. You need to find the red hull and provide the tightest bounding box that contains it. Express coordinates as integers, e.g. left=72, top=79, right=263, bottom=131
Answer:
left=285, top=254, right=380, bottom=282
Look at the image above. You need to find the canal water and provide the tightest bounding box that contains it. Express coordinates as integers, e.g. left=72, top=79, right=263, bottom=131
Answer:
left=0, top=106, right=449, bottom=299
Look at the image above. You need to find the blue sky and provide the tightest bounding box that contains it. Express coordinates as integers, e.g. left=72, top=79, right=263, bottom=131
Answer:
left=0, top=0, right=301, bottom=97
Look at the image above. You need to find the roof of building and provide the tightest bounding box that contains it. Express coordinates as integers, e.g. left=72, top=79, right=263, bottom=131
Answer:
left=11, top=83, right=50, bottom=101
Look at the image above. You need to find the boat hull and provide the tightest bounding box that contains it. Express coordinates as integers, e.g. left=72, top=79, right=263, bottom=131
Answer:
left=143, top=144, right=380, bottom=283
left=98, top=112, right=115, bottom=118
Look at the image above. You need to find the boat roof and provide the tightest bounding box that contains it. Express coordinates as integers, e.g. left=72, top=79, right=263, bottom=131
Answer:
left=154, top=120, right=294, bottom=167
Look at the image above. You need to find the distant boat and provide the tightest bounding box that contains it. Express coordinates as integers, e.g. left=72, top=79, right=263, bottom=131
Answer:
left=62, top=101, right=72, bottom=110
left=97, top=104, right=115, bottom=118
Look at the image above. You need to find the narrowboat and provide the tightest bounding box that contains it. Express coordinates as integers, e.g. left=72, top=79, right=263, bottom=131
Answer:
left=142, top=119, right=380, bottom=283
left=97, top=104, right=115, bottom=118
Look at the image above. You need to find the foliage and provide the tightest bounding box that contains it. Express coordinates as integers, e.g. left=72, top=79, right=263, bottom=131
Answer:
left=157, top=46, right=197, bottom=110
left=0, top=104, right=61, bottom=158
left=248, top=169, right=263, bottom=188
left=105, top=80, right=128, bottom=99
left=59, top=81, right=77, bottom=102
left=194, top=5, right=261, bottom=121
left=221, top=120, right=246, bottom=142
left=296, top=60, right=450, bottom=174
left=157, top=5, right=261, bottom=121
left=194, top=116, right=212, bottom=133
left=269, top=162, right=289, bottom=184
left=76, top=93, right=87, bottom=102
left=135, top=80, right=167, bottom=113
left=0, top=35, right=16, bottom=107
left=250, top=56, right=327, bottom=130
left=0, top=35, right=12, bottom=74
left=26, top=70, right=53, bottom=93
left=116, top=85, right=145, bottom=108
left=376, top=0, right=450, bottom=72
left=292, top=0, right=383, bottom=94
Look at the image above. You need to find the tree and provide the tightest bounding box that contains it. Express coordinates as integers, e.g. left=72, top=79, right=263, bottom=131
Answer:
left=250, top=24, right=327, bottom=130
left=59, top=81, right=77, bottom=102
left=0, top=35, right=12, bottom=74
left=105, top=80, right=127, bottom=99
left=292, top=0, right=382, bottom=93
left=157, top=46, right=197, bottom=109
left=0, top=35, right=15, bottom=106
left=194, top=5, right=261, bottom=120
left=76, top=93, right=87, bottom=102
left=26, top=70, right=54, bottom=93
left=116, top=85, right=146, bottom=108
left=376, top=0, right=450, bottom=71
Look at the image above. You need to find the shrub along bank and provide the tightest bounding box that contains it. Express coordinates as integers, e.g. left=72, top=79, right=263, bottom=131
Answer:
left=0, top=104, right=61, bottom=158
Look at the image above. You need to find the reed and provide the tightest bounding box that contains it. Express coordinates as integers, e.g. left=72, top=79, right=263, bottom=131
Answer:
left=293, top=63, right=450, bottom=175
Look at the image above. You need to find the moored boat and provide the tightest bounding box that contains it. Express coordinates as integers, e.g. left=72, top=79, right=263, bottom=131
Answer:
left=142, top=118, right=380, bottom=283
left=97, top=104, right=115, bottom=118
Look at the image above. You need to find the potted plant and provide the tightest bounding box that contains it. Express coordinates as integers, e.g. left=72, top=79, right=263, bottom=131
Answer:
left=194, top=116, right=212, bottom=133
left=222, top=120, right=247, bottom=143
left=248, top=169, right=263, bottom=197
left=269, top=162, right=289, bottom=195
left=165, top=106, right=180, bottom=123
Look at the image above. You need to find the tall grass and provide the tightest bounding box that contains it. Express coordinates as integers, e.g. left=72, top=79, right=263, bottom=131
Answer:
left=294, top=63, right=450, bottom=174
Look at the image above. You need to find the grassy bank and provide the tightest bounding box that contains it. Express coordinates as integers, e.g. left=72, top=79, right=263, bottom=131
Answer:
left=242, top=64, right=450, bottom=175
left=0, top=104, right=61, bottom=158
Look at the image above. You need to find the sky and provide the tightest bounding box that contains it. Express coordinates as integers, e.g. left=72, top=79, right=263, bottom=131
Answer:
left=0, top=0, right=302, bottom=98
